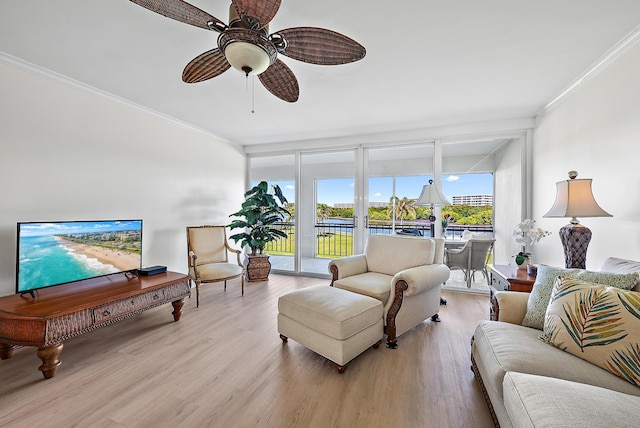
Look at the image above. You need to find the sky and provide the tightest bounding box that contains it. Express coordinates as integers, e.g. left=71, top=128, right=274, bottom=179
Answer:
left=268, top=173, right=493, bottom=206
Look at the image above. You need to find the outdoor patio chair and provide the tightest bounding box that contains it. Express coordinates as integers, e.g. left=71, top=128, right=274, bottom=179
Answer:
left=444, top=238, right=495, bottom=288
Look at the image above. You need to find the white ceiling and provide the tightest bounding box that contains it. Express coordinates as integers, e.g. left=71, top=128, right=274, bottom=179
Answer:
left=1, top=1, right=639, bottom=147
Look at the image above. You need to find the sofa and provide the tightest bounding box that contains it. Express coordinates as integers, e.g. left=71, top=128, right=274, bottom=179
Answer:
left=471, top=257, right=640, bottom=427
left=328, top=234, right=450, bottom=348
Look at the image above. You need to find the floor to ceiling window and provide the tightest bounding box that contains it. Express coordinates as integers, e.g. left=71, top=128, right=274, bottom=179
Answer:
left=248, top=134, right=527, bottom=287
left=250, top=154, right=296, bottom=272
left=365, top=144, right=434, bottom=237
left=299, top=150, right=356, bottom=275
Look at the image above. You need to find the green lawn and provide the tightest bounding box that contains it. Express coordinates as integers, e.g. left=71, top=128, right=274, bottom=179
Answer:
left=265, top=231, right=353, bottom=258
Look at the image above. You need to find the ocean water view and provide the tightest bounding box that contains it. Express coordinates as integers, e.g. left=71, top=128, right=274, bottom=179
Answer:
left=18, top=235, right=119, bottom=291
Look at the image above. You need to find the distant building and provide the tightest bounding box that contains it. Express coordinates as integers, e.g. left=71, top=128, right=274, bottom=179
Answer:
left=333, top=196, right=493, bottom=208
left=368, top=201, right=389, bottom=208
left=451, top=195, right=493, bottom=207
left=333, top=202, right=390, bottom=209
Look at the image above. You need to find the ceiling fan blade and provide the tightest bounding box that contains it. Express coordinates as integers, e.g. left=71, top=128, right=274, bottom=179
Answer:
left=182, top=49, right=231, bottom=83
left=258, top=60, right=299, bottom=103
left=130, top=0, right=227, bottom=32
left=272, top=27, right=366, bottom=65
left=231, top=0, right=281, bottom=29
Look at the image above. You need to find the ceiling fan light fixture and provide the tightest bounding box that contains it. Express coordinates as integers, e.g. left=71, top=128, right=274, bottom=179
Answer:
left=131, top=0, right=366, bottom=102
left=218, top=28, right=277, bottom=76
left=224, top=41, right=270, bottom=75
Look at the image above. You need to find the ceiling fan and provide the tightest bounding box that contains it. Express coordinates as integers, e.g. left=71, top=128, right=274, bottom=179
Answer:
left=130, top=0, right=366, bottom=102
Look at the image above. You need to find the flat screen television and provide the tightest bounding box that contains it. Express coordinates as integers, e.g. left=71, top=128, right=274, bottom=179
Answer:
left=16, top=220, right=143, bottom=294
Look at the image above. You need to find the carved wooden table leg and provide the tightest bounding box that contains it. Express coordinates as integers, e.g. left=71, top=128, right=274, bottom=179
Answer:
left=37, top=342, right=63, bottom=379
left=171, top=299, right=185, bottom=321
left=0, top=342, right=17, bottom=359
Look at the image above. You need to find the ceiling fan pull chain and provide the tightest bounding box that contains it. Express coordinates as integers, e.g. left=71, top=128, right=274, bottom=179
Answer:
left=252, top=75, right=256, bottom=114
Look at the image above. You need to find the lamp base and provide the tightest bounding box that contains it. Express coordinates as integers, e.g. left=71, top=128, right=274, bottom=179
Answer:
left=559, top=223, right=592, bottom=269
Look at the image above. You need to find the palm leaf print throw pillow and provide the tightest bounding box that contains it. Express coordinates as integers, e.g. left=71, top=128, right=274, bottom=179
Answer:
left=541, top=276, right=640, bottom=387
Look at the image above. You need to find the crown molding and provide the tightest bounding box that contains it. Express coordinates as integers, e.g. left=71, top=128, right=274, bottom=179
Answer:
left=542, top=25, right=640, bottom=112
left=0, top=51, right=239, bottom=151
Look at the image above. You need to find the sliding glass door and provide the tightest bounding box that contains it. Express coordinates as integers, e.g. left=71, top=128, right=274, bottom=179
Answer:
left=249, top=155, right=296, bottom=272
left=299, top=150, right=357, bottom=275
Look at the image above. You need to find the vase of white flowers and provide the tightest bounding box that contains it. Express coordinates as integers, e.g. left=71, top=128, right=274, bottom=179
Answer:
left=513, top=219, right=551, bottom=270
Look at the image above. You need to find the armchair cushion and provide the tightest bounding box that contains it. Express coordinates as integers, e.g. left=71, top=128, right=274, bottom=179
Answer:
left=190, top=263, right=243, bottom=282
left=333, top=272, right=391, bottom=304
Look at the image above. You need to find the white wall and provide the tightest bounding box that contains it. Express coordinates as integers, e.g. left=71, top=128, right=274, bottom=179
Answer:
left=532, top=42, right=640, bottom=269
left=493, top=138, right=525, bottom=264
left=0, top=61, right=246, bottom=296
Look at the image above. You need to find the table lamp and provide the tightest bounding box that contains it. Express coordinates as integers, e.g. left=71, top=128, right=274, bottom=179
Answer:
left=415, top=179, right=451, bottom=238
left=415, top=179, right=451, bottom=306
left=543, top=171, right=611, bottom=269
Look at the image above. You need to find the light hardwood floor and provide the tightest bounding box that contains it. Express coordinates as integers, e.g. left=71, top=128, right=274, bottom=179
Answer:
left=0, top=275, right=494, bottom=427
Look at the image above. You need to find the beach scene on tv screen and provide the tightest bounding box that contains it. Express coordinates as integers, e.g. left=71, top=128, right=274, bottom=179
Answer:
left=18, top=220, right=142, bottom=292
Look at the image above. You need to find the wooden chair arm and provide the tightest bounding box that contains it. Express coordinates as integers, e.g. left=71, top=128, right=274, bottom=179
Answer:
left=224, top=242, right=243, bottom=267
left=189, top=251, right=200, bottom=280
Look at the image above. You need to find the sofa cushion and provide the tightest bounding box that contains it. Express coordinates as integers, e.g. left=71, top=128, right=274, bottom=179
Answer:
left=334, top=272, right=391, bottom=305
left=541, top=276, right=640, bottom=387
left=521, top=264, right=638, bottom=330
left=364, top=235, right=434, bottom=276
left=503, top=372, right=640, bottom=428
left=600, top=257, right=640, bottom=292
left=472, top=320, right=640, bottom=402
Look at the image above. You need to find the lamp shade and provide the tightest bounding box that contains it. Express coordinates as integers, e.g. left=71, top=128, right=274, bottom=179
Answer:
left=543, top=174, right=611, bottom=219
left=415, top=180, right=451, bottom=206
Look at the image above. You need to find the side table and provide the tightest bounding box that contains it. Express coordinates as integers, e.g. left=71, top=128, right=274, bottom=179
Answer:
left=487, top=264, right=536, bottom=321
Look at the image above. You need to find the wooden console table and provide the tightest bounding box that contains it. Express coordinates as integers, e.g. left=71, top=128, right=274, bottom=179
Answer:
left=488, top=264, right=536, bottom=293
left=488, top=264, right=536, bottom=321
left=0, top=271, right=190, bottom=379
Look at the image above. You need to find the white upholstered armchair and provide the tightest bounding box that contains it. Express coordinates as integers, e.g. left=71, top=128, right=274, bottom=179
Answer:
left=329, top=235, right=450, bottom=348
left=186, top=226, right=245, bottom=307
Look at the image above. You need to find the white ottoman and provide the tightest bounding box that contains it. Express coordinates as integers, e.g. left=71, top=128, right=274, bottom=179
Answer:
left=278, top=285, right=383, bottom=373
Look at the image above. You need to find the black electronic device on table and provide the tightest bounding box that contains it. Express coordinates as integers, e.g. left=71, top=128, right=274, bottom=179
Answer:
left=137, top=266, right=167, bottom=276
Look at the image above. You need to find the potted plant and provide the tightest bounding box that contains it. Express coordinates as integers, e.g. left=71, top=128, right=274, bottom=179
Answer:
left=513, top=219, right=551, bottom=271
left=228, top=181, right=290, bottom=281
